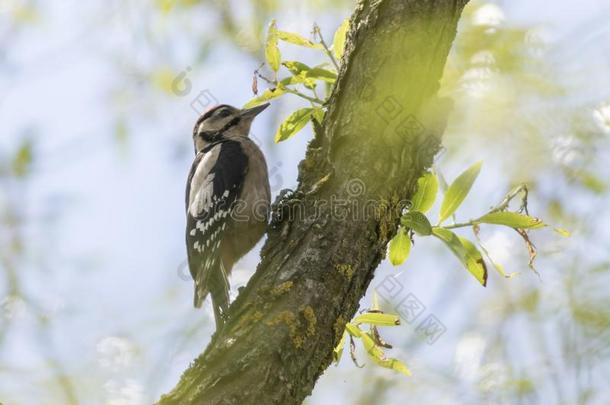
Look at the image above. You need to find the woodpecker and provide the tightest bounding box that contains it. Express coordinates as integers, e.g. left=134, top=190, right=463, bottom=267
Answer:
left=186, top=103, right=271, bottom=329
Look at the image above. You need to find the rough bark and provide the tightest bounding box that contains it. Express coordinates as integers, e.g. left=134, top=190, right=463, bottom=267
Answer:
left=159, top=0, right=469, bottom=403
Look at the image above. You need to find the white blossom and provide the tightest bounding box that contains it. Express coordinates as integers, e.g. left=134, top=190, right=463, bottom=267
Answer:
left=454, top=333, right=487, bottom=381
left=104, top=379, right=144, bottom=405
left=593, top=102, right=610, bottom=135
left=470, top=50, right=496, bottom=67
left=96, top=336, right=136, bottom=371
left=478, top=362, right=510, bottom=392
left=473, top=4, right=505, bottom=28
left=459, top=67, right=494, bottom=97
left=551, top=135, right=579, bottom=165
left=1, top=295, right=26, bottom=320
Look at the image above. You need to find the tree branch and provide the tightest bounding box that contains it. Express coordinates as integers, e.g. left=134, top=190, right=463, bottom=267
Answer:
left=159, top=0, right=469, bottom=403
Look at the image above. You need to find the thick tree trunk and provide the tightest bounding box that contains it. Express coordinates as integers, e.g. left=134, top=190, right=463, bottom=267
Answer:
left=158, top=0, right=469, bottom=403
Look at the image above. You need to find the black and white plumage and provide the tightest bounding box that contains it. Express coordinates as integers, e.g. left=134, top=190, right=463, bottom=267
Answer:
left=186, top=103, right=271, bottom=330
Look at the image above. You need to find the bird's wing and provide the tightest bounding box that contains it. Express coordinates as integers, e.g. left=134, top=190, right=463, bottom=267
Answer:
left=185, top=140, right=248, bottom=308
left=185, top=152, right=204, bottom=212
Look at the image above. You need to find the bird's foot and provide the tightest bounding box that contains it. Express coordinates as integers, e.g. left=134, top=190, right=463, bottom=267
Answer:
left=269, top=188, right=305, bottom=229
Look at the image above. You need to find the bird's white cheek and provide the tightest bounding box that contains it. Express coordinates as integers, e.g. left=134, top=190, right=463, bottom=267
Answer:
left=194, top=138, right=206, bottom=152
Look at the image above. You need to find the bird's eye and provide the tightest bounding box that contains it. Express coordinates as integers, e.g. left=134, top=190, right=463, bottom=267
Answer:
left=218, top=109, right=231, bottom=118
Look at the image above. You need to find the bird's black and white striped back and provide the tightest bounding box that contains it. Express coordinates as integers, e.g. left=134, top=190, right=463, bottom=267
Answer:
left=185, top=140, right=248, bottom=318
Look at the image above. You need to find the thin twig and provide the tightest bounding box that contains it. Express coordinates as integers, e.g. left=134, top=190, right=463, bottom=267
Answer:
left=284, top=88, right=324, bottom=105
left=442, top=221, right=477, bottom=230
left=443, top=184, right=530, bottom=229
left=254, top=65, right=274, bottom=85
left=254, top=70, right=324, bottom=105
left=489, top=184, right=528, bottom=213
left=313, top=23, right=340, bottom=71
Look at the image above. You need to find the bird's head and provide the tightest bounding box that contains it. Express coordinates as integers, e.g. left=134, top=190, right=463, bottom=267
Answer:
left=192, top=103, right=269, bottom=153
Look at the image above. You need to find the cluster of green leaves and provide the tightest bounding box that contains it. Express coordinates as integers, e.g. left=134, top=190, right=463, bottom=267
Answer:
left=333, top=294, right=411, bottom=377
left=388, top=162, right=569, bottom=285
left=244, top=18, right=349, bottom=143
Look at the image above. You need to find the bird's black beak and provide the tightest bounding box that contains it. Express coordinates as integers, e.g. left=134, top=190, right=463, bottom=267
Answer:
left=240, top=103, right=270, bottom=118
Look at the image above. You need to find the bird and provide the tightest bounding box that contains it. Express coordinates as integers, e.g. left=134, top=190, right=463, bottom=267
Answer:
left=185, top=102, right=271, bottom=330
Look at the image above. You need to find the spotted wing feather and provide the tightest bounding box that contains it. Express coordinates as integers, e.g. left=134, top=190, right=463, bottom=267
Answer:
left=185, top=140, right=248, bottom=310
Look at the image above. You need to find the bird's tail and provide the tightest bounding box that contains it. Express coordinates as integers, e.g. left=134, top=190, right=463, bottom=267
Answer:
left=193, top=259, right=230, bottom=329
left=193, top=285, right=208, bottom=308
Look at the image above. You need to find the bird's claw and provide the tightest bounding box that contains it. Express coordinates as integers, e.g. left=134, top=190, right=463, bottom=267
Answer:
left=269, top=188, right=304, bottom=229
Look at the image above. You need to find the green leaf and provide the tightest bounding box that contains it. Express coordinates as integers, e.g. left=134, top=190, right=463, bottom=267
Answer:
left=342, top=320, right=411, bottom=377
left=12, top=139, right=33, bottom=178
left=333, top=331, right=347, bottom=364
left=305, top=67, right=337, bottom=83
left=282, top=61, right=311, bottom=76
left=410, top=172, right=438, bottom=213
left=439, top=161, right=482, bottom=224
left=490, top=260, right=510, bottom=278
left=279, top=75, right=315, bottom=87
left=333, top=18, right=350, bottom=59
left=280, top=63, right=335, bottom=87
left=278, top=31, right=323, bottom=49
left=477, top=212, right=545, bottom=229
left=114, top=118, right=128, bottom=145
left=156, top=0, right=174, bottom=14
left=312, top=108, right=325, bottom=124
left=265, top=20, right=281, bottom=72
left=151, top=67, right=175, bottom=94
left=345, top=322, right=362, bottom=337
left=367, top=353, right=412, bottom=376
left=373, top=357, right=412, bottom=377
left=360, top=331, right=384, bottom=358
left=554, top=227, right=571, bottom=237
left=280, top=62, right=322, bottom=88
left=274, top=108, right=315, bottom=143
left=353, top=313, right=400, bottom=327
left=243, top=87, right=285, bottom=108
left=401, top=211, right=432, bottom=236
left=388, top=229, right=411, bottom=266
left=361, top=332, right=411, bottom=376
left=579, top=171, right=606, bottom=193
left=432, top=227, right=488, bottom=286
left=459, top=237, right=489, bottom=285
